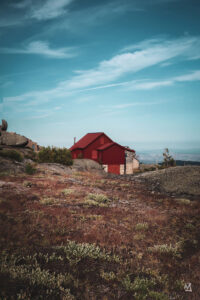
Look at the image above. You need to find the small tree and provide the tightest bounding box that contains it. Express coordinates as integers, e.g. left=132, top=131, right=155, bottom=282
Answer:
left=162, top=148, right=176, bottom=168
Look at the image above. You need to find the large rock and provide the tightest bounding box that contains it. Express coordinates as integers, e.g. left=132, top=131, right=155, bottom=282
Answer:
left=0, top=131, right=28, bottom=147
left=0, top=120, right=8, bottom=131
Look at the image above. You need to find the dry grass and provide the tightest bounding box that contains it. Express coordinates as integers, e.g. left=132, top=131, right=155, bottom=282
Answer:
left=0, top=167, right=199, bottom=299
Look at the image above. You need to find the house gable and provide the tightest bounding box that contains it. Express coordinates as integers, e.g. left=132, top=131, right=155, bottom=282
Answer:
left=70, top=132, right=112, bottom=151
left=98, top=143, right=125, bottom=165
left=83, top=133, right=112, bottom=161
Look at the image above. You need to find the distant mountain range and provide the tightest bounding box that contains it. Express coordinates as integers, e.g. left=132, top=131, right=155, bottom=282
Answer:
left=174, top=160, right=200, bottom=166
left=138, top=149, right=200, bottom=164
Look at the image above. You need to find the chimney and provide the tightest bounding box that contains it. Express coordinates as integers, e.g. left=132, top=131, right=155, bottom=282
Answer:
left=74, top=137, right=76, bottom=144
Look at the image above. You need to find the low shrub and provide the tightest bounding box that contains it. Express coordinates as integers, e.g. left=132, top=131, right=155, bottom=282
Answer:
left=38, top=146, right=73, bottom=166
left=40, top=197, right=57, bottom=205
left=100, top=271, right=116, bottom=281
left=134, top=233, right=146, bottom=241
left=0, top=252, right=74, bottom=299
left=148, top=243, right=182, bottom=258
left=122, top=275, right=156, bottom=297
left=84, top=193, right=110, bottom=207
left=175, top=198, right=191, bottom=205
left=0, top=149, right=23, bottom=162
left=62, top=189, right=74, bottom=196
left=135, top=222, right=149, bottom=231
left=25, top=163, right=36, bottom=175
left=55, top=241, right=120, bottom=265
left=86, top=193, right=109, bottom=203
left=24, top=150, right=37, bottom=161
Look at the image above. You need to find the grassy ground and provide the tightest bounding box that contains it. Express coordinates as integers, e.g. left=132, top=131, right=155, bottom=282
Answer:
left=0, top=165, right=199, bottom=299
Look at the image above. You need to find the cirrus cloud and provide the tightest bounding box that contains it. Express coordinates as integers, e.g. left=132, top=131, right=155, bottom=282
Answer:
left=3, top=35, right=200, bottom=104
left=0, top=40, right=77, bottom=59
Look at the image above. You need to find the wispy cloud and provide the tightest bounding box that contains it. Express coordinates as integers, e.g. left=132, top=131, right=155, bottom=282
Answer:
left=0, top=41, right=77, bottom=59
left=11, top=0, right=74, bottom=20
left=30, top=0, right=74, bottom=20
left=174, top=70, right=200, bottom=82
left=28, top=112, right=53, bottom=119
left=58, top=36, right=200, bottom=90
left=0, top=0, right=182, bottom=29
left=3, top=36, right=200, bottom=104
left=126, top=80, right=174, bottom=90
left=49, top=1, right=143, bottom=32
left=0, top=0, right=75, bottom=28
left=127, top=70, right=200, bottom=90
left=105, top=101, right=161, bottom=109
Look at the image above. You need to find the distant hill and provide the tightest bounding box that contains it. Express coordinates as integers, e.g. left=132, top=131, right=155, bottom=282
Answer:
left=175, top=160, right=200, bottom=166
left=155, top=160, right=200, bottom=166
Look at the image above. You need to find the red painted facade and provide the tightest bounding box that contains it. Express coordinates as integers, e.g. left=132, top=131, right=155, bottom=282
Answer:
left=82, top=134, right=112, bottom=161
left=98, top=143, right=125, bottom=164
left=70, top=132, right=135, bottom=174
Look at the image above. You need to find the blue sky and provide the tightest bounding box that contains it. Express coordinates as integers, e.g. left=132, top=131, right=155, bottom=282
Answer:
left=0, top=0, right=200, bottom=158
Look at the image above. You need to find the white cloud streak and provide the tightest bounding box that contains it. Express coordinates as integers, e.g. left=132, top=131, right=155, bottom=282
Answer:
left=127, top=80, right=174, bottom=90
left=174, top=70, right=200, bottom=82
left=0, top=41, right=77, bottom=59
left=0, top=0, right=75, bottom=28
left=3, top=36, right=200, bottom=104
left=106, top=101, right=161, bottom=109
left=60, top=36, right=200, bottom=90
left=126, top=70, right=200, bottom=90
left=30, top=0, right=74, bottom=20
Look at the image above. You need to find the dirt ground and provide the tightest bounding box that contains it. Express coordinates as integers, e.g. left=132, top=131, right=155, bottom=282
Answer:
left=0, top=158, right=200, bottom=299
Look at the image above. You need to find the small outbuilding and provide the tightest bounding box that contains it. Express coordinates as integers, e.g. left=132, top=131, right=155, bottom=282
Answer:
left=70, top=132, right=139, bottom=175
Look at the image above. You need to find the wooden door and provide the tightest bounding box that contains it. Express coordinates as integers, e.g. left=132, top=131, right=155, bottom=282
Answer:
left=108, top=164, right=120, bottom=174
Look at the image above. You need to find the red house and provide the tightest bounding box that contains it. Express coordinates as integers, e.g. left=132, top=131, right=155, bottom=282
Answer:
left=70, top=132, right=139, bottom=175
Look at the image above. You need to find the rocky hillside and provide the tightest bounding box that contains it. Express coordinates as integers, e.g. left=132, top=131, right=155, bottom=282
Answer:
left=135, top=166, right=200, bottom=197
left=0, top=153, right=199, bottom=299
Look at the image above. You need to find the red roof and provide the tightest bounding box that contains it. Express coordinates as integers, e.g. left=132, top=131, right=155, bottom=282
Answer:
left=97, top=142, right=135, bottom=153
left=70, top=132, right=135, bottom=153
left=97, top=142, right=115, bottom=150
left=70, top=132, right=105, bottom=150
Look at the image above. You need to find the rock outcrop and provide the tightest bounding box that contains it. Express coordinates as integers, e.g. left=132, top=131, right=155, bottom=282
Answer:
left=0, top=119, right=8, bottom=131
left=0, top=119, right=28, bottom=147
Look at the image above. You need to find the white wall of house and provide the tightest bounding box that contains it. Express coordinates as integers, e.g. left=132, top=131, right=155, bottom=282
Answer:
left=120, top=164, right=124, bottom=175
left=133, top=158, right=140, bottom=170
